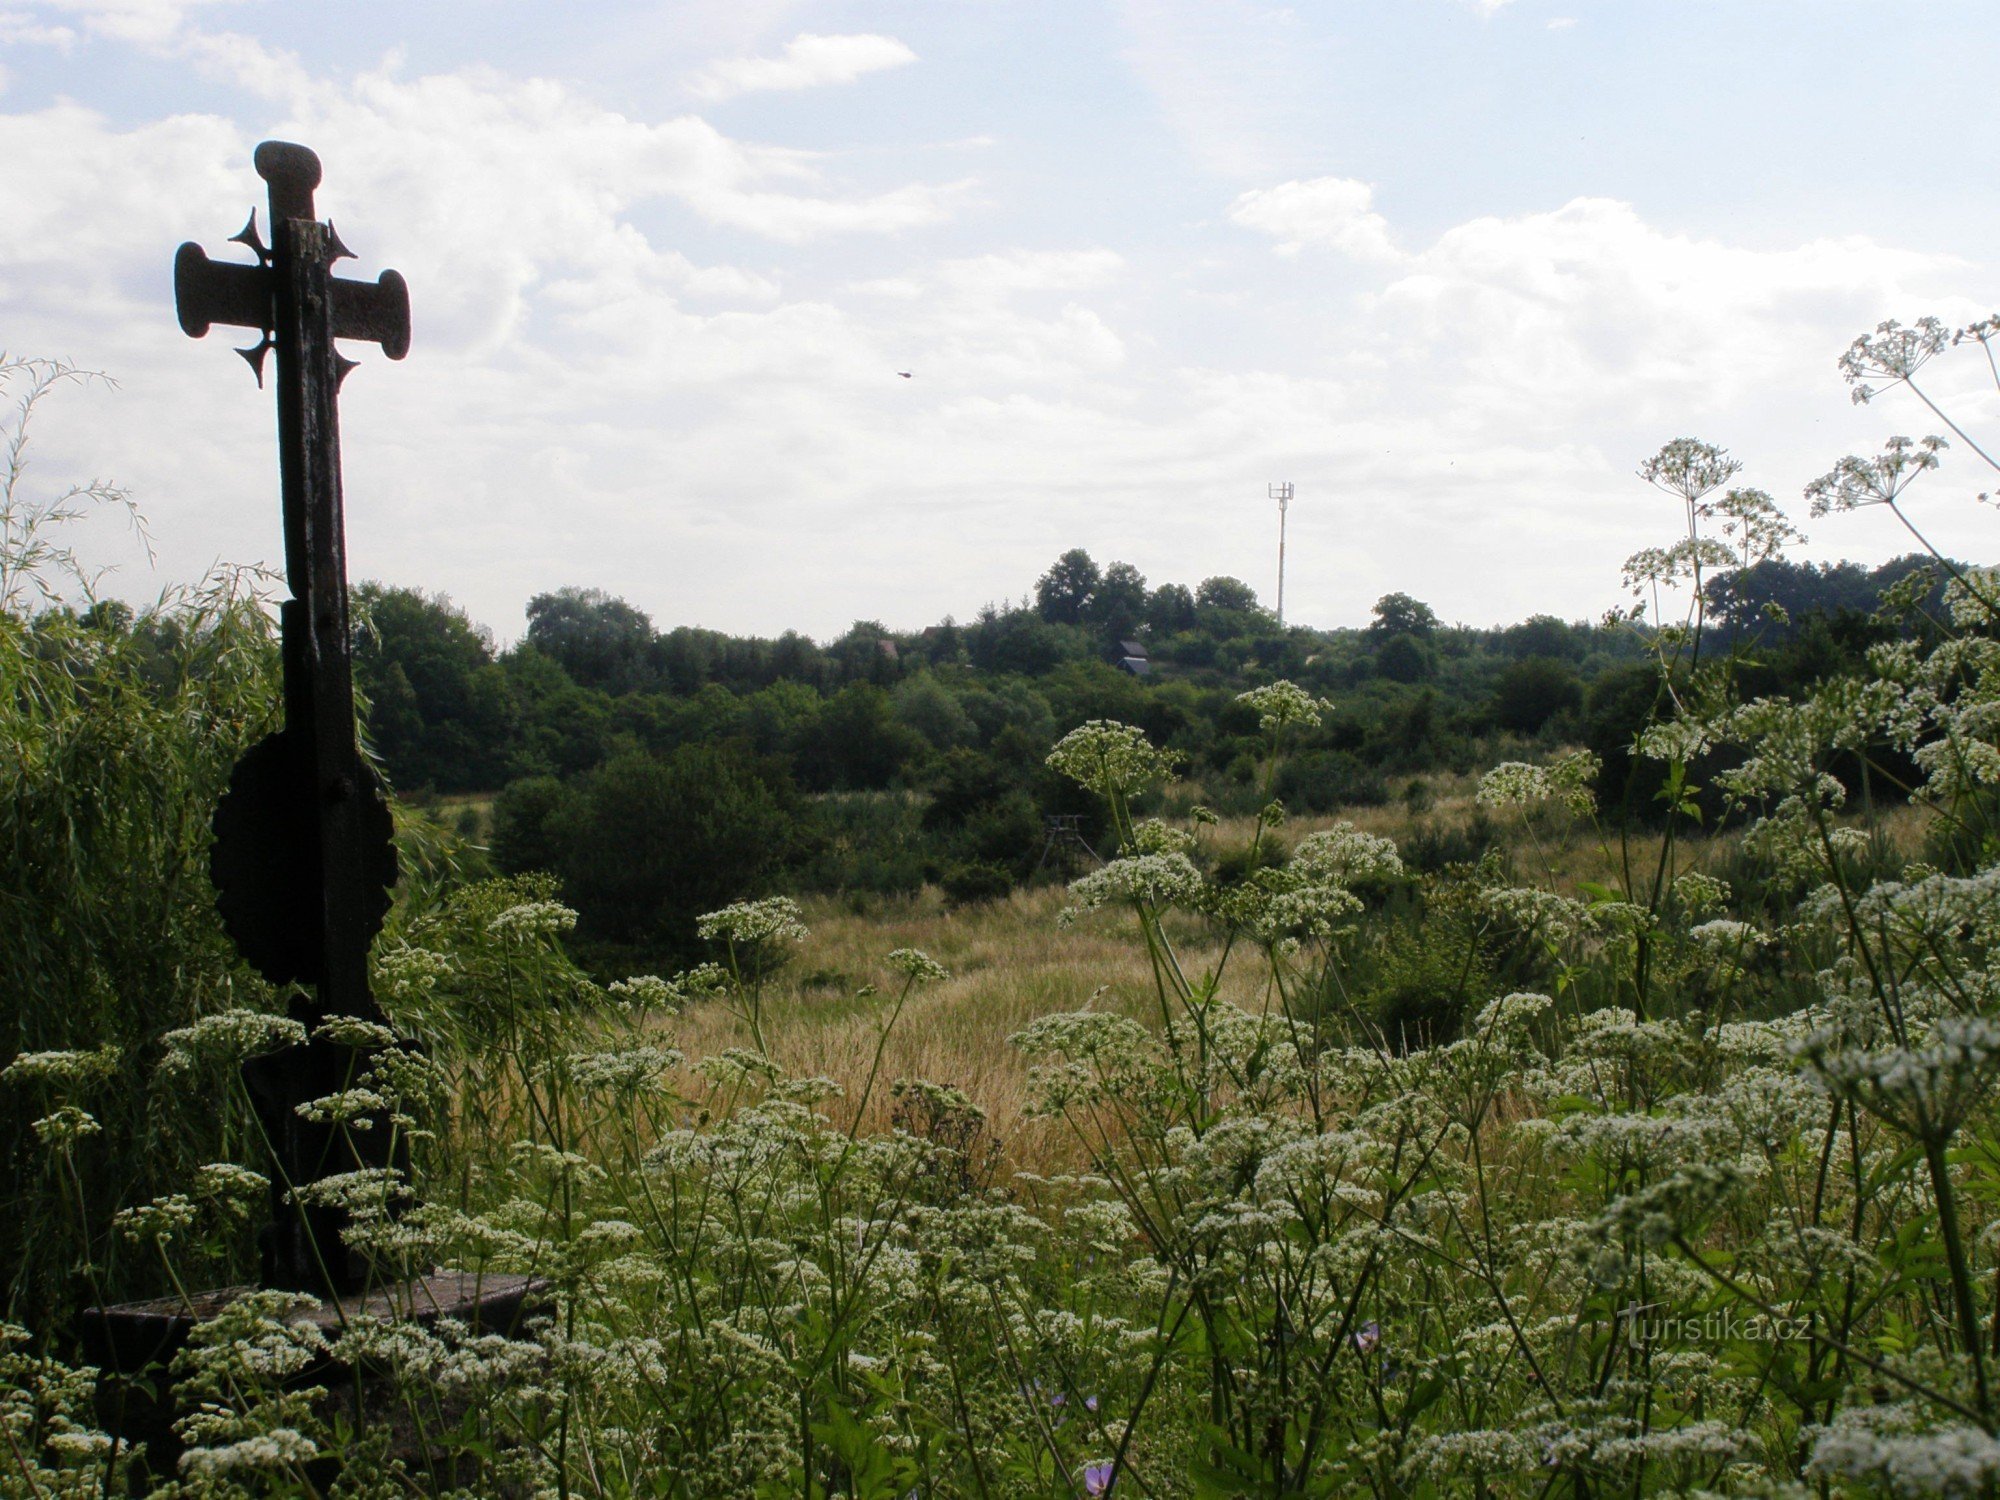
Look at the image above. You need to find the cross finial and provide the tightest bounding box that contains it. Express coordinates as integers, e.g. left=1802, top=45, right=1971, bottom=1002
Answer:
left=174, top=139, right=411, bottom=379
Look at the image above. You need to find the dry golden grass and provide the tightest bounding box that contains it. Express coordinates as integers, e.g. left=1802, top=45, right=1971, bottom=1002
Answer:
left=655, top=774, right=1936, bottom=1172
left=664, top=883, right=1274, bottom=1170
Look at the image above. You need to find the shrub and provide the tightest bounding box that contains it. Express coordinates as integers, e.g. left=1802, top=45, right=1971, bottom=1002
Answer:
left=939, top=860, right=1012, bottom=907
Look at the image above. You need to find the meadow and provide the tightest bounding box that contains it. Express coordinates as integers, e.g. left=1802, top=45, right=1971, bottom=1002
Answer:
left=3, top=319, right=1999, bottom=1499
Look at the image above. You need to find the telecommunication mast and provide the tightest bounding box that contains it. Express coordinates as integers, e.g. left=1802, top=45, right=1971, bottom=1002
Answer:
left=1269, top=482, right=1293, bottom=626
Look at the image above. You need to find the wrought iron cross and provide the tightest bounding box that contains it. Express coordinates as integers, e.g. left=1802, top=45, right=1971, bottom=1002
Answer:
left=176, top=142, right=408, bottom=1294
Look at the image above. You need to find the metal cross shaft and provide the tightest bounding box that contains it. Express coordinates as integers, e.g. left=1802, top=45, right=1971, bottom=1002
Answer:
left=174, top=141, right=409, bottom=1294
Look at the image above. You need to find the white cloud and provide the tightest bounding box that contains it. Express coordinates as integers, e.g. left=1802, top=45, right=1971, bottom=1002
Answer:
left=1548, top=17, right=1579, bottom=30
left=1228, top=177, right=1401, bottom=262
left=1370, top=196, right=1964, bottom=428
left=689, top=32, right=917, bottom=102
left=2, top=9, right=1984, bottom=643
left=18, top=0, right=240, bottom=47
left=1464, top=0, right=1516, bottom=14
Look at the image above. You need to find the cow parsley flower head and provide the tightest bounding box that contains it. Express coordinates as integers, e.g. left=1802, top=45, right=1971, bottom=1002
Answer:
left=158, top=1012, right=306, bottom=1075
left=697, top=896, right=808, bottom=947
left=1805, top=436, right=1946, bottom=516
left=607, top=973, right=680, bottom=1013
left=31, top=1105, right=99, bottom=1147
left=1640, top=438, right=1742, bottom=504
left=1046, top=720, right=1181, bottom=798
left=1477, top=751, right=1598, bottom=815
left=1290, top=823, right=1403, bottom=886
left=1837, top=316, right=1950, bottom=403
left=1689, top=919, right=1769, bottom=952
left=1059, top=854, right=1204, bottom=925
left=487, top=898, right=578, bottom=939
left=886, top=948, right=950, bottom=984
left=1236, top=680, right=1332, bottom=731
left=1671, top=871, right=1731, bottom=915
left=3, top=1045, right=122, bottom=1091
left=114, top=1193, right=198, bottom=1246
left=1126, top=817, right=1195, bottom=856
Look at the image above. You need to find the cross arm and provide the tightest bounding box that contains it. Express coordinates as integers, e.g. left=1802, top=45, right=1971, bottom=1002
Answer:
left=173, top=244, right=410, bottom=359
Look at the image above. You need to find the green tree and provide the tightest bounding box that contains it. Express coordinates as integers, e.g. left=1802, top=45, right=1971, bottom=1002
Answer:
left=489, top=774, right=567, bottom=875
left=1374, top=632, right=1432, bottom=684
left=1368, top=591, right=1438, bottom=639
left=1035, top=548, right=1101, bottom=625
left=1146, top=581, right=1197, bottom=634
left=554, top=745, right=800, bottom=957
left=801, top=683, right=929, bottom=790
left=524, top=586, right=655, bottom=693
left=894, top=673, right=976, bottom=750
left=1195, top=576, right=1261, bottom=613
left=1088, top=560, right=1149, bottom=638
left=353, top=583, right=513, bottom=790
left=1491, top=656, right=1583, bottom=733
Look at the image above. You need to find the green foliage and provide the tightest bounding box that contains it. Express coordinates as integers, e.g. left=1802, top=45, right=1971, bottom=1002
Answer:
left=10, top=324, right=2000, bottom=1498
left=524, top=584, right=655, bottom=693
left=1034, top=546, right=1100, bottom=625
left=1369, top=590, right=1439, bottom=639
left=352, top=582, right=512, bottom=790
left=488, top=773, right=566, bottom=875
left=1490, top=654, right=1583, bottom=733
left=551, top=743, right=805, bottom=962
left=940, top=860, right=1013, bottom=907
left=1373, top=629, right=1432, bottom=683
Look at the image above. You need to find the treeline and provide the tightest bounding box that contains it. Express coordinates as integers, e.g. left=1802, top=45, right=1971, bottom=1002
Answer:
left=346, top=549, right=1956, bottom=968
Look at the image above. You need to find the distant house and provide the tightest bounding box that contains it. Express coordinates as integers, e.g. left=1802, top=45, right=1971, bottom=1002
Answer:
left=1115, top=638, right=1151, bottom=677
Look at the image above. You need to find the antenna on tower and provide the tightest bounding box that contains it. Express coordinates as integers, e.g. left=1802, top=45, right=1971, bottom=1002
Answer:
left=1269, top=482, right=1293, bottom=627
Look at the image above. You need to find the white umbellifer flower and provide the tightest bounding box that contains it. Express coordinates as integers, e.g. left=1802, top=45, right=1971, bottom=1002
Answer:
left=1471, top=991, right=1553, bottom=1042
left=1045, top=720, right=1181, bottom=798
left=566, top=1045, right=680, bottom=1092
left=178, top=1427, right=318, bottom=1479
left=1477, top=752, right=1599, bottom=815
left=1290, top=823, right=1403, bottom=885
left=1479, top=885, right=1593, bottom=943
left=1671, top=871, right=1731, bottom=915
left=1838, top=316, right=1950, bottom=400
left=1689, top=919, right=1769, bottom=952
left=1236, top=680, right=1332, bottom=731
left=2, top=1044, right=121, bottom=1089
left=1809, top=1403, right=2000, bottom=1496
left=113, top=1193, right=198, bottom=1246
left=313, top=1015, right=399, bottom=1049
left=1799, top=1015, right=2000, bottom=1139
left=1476, top=761, right=1550, bottom=807
left=486, top=898, right=579, bottom=938
left=1219, top=873, right=1361, bottom=943
left=1637, top=719, right=1717, bottom=764
left=1806, top=434, right=1947, bottom=515
left=287, top=1166, right=413, bottom=1215
left=158, top=1010, right=306, bottom=1075
left=607, top=974, right=680, bottom=1012
left=1059, top=853, right=1203, bottom=925
left=374, top=943, right=455, bottom=1002
left=294, top=1087, right=388, bottom=1125
left=30, top=1105, right=99, bottom=1146
left=697, top=896, right=808, bottom=947
left=1125, top=817, right=1195, bottom=857
left=886, top=948, right=950, bottom=984
left=193, top=1163, right=269, bottom=1201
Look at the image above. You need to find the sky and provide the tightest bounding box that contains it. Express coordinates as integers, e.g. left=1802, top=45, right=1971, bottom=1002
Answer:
left=3, top=0, right=1996, bottom=642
